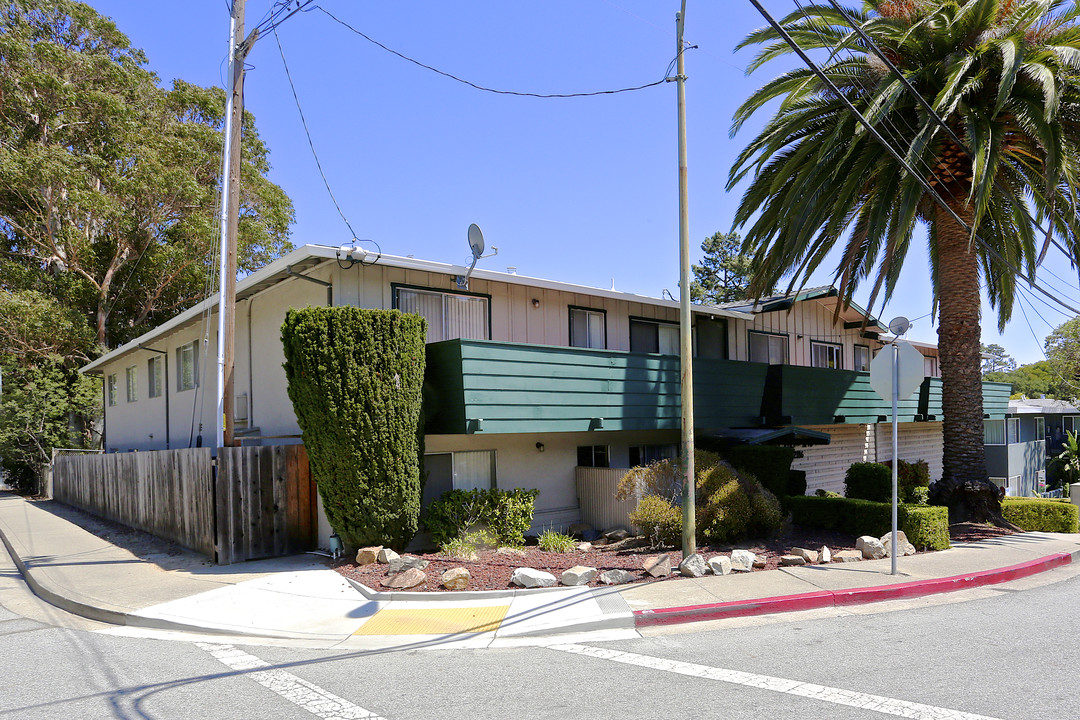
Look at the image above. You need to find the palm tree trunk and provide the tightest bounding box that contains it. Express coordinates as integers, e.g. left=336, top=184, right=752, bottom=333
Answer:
left=931, top=201, right=1007, bottom=524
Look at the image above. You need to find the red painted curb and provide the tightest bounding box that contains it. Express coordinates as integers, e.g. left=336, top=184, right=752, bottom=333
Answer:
left=634, top=552, right=1073, bottom=628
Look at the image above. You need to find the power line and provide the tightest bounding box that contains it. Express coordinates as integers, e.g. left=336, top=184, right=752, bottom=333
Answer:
left=315, top=5, right=676, bottom=99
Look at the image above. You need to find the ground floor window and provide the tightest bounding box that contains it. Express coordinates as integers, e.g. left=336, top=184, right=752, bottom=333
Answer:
left=629, top=443, right=678, bottom=467
left=577, top=445, right=609, bottom=468
left=422, top=450, right=497, bottom=506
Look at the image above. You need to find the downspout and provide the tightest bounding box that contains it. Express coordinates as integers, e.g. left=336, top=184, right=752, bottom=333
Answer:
left=247, top=296, right=255, bottom=431
left=139, top=345, right=170, bottom=450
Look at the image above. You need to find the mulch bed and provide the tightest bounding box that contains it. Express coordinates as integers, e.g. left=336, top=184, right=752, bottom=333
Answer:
left=948, top=522, right=1018, bottom=543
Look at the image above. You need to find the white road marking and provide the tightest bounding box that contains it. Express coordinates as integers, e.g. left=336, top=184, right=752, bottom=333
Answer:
left=197, top=643, right=386, bottom=720
left=549, top=643, right=1002, bottom=720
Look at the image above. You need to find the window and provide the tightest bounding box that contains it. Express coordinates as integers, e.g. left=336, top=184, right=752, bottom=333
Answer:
left=923, top=356, right=939, bottom=377
left=125, top=366, right=138, bottom=402
left=810, top=341, right=843, bottom=369
left=748, top=331, right=788, bottom=364
left=1006, top=418, right=1020, bottom=445
left=395, top=286, right=489, bottom=343
left=854, top=344, right=871, bottom=372
left=984, top=418, right=1020, bottom=445
left=630, top=318, right=678, bottom=354
left=422, top=450, right=497, bottom=505
left=577, top=445, right=610, bottom=468
left=695, top=317, right=728, bottom=359
left=569, top=306, right=606, bottom=349
left=107, top=374, right=118, bottom=406
left=629, top=444, right=678, bottom=467
left=235, top=392, right=249, bottom=430
left=176, top=341, right=198, bottom=391
left=1064, top=416, right=1080, bottom=434
left=147, top=356, right=163, bottom=399
left=1035, top=416, right=1046, bottom=442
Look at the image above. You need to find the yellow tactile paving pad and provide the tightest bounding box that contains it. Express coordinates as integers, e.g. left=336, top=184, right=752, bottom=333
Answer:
left=353, top=605, right=510, bottom=636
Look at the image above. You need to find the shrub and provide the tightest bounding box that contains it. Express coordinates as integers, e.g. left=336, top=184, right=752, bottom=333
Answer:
left=717, top=445, right=796, bottom=498
left=696, top=451, right=783, bottom=543
left=815, top=488, right=842, bottom=498
left=788, top=469, right=808, bottom=497
left=537, top=529, right=577, bottom=553
left=907, top=486, right=930, bottom=506
left=629, top=494, right=682, bottom=547
left=423, top=488, right=540, bottom=546
left=885, top=459, right=931, bottom=502
left=616, top=459, right=681, bottom=505
left=282, top=307, right=426, bottom=550
left=1001, top=498, right=1079, bottom=533
left=845, top=462, right=892, bottom=503
left=785, top=496, right=950, bottom=550
left=439, top=528, right=499, bottom=561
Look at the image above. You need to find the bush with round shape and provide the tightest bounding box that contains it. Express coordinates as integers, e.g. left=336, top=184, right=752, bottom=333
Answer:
left=629, top=494, right=682, bottom=547
left=845, top=462, right=892, bottom=503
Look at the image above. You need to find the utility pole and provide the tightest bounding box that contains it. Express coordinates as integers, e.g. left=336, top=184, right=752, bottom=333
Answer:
left=216, top=0, right=258, bottom=448
left=675, top=0, right=695, bottom=558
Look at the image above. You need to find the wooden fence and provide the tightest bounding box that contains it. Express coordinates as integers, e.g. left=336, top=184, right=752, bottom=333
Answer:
left=52, top=445, right=318, bottom=564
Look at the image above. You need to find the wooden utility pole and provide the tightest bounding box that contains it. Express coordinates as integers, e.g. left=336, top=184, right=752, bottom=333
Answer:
left=217, top=0, right=257, bottom=448
left=676, top=0, right=696, bottom=558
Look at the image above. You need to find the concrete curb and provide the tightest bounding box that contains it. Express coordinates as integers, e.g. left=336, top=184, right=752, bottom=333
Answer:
left=634, top=552, right=1075, bottom=627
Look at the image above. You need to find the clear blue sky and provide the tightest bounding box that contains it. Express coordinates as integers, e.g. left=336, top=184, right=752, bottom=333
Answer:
left=83, top=0, right=1080, bottom=365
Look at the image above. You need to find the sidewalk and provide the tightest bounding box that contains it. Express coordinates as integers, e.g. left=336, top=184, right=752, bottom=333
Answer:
left=2, top=491, right=1079, bottom=649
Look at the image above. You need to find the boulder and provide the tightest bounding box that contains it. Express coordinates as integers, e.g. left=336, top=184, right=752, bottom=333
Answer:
left=780, top=554, right=806, bottom=566
left=708, top=555, right=732, bottom=576
left=511, top=567, right=557, bottom=588
left=576, top=542, right=593, bottom=553
left=561, top=566, right=598, bottom=586
left=388, top=555, right=430, bottom=575
left=679, top=553, right=708, bottom=578
left=441, top=567, right=470, bottom=590
left=834, top=550, right=863, bottom=563
left=377, top=548, right=399, bottom=564
left=643, top=554, right=672, bottom=578
left=581, top=529, right=602, bottom=542
left=791, top=547, right=818, bottom=564
left=730, top=549, right=756, bottom=572
left=603, top=527, right=631, bottom=542
left=753, top=555, right=767, bottom=569
left=599, top=569, right=635, bottom=585
left=880, top=531, right=917, bottom=557
left=856, top=536, right=886, bottom=560
left=382, top=568, right=426, bottom=589
left=591, top=536, right=610, bottom=547
left=568, top=522, right=593, bottom=539
left=818, top=545, right=832, bottom=564
left=355, top=546, right=382, bottom=566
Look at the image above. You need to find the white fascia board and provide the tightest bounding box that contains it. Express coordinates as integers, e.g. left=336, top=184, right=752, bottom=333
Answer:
left=80, top=244, right=753, bottom=374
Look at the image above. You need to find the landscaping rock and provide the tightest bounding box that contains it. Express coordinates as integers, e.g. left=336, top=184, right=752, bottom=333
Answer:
left=561, top=566, right=597, bottom=586
left=880, top=531, right=917, bottom=557
left=441, top=567, right=470, bottom=590
left=643, top=554, right=672, bottom=578
left=599, top=569, right=635, bottom=585
left=496, top=546, right=527, bottom=557
left=576, top=542, right=592, bottom=553
left=679, top=553, right=708, bottom=578
left=730, top=549, right=756, bottom=572
left=753, top=555, right=767, bottom=569
left=856, top=536, right=886, bottom=560
left=791, top=547, right=818, bottom=564
left=834, top=550, right=862, bottom=563
left=818, top=545, right=832, bottom=564
left=383, top=568, right=426, bottom=589
left=591, top=536, right=610, bottom=546
left=780, top=554, right=806, bottom=566
left=355, top=546, right=382, bottom=566
left=603, top=527, right=631, bottom=542
left=568, top=522, right=592, bottom=539
left=511, top=567, right=557, bottom=588
left=377, top=548, right=399, bottom=564
left=388, top=555, right=430, bottom=575
left=708, top=555, right=732, bottom=575
left=581, top=529, right=602, bottom=542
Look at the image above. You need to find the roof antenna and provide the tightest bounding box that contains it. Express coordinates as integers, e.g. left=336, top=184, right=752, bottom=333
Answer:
left=456, top=224, right=497, bottom=290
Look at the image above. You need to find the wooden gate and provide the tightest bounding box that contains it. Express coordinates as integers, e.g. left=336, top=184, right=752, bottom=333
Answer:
left=214, top=445, right=318, bottom=564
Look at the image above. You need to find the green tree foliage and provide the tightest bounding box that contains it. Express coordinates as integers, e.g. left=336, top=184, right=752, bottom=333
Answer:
left=281, top=307, right=426, bottom=550
left=0, top=1, right=293, bottom=348
left=981, top=343, right=1016, bottom=375
left=689, top=231, right=772, bottom=304
left=1045, top=316, right=1080, bottom=401
left=984, top=360, right=1062, bottom=399
left=730, top=1, right=1080, bottom=524
left=0, top=290, right=99, bottom=491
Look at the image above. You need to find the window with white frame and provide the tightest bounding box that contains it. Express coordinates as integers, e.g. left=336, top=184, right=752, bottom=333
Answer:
left=107, top=374, right=118, bottom=406
left=630, top=318, right=678, bottom=354
left=1006, top=417, right=1020, bottom=444
left=984, top=418, right=1020, bottom=445
left=125, top=366, right=137, bottom=402
left=854, top=344, right=871, bottom=372
left=1064, top=416, right=1080, bottom=434
left=569, top=307, right=606, bottom=349
left=453, top=450, right=496, bottom=492
left=923, top=355, right=939, bottom=377
left=577, top=445, right=610, bottom=468
left=810, top=341, right=843, bottom=369
left=395, top=286, right=489, bottom=343
left=176, top=340, right=198, bottom=392
left=1035, top=416, right=1046, bottom=443
left=147, top=356, right=163, bottom=399
left=748, top=331, right=788, bottom=364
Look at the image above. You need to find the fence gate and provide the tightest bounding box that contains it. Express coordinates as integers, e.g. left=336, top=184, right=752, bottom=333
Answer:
left=215, top=445, right=318, bottom=564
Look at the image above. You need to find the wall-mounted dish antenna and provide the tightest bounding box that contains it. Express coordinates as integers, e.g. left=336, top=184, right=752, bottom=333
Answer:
left=888, top=316, right=912, bottom=337
left=456, top=223, right=497, bottom=290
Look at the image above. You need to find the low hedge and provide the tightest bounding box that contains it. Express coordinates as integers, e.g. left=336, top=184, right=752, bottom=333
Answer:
left=1001, top=498, right=1079, bottom=533
left=785, top=495, right=950, bottom=550
left=423, top=488, right=540, bottom=546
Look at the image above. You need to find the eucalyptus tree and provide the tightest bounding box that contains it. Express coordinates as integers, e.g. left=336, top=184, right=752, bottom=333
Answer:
left=730, top=0, right=1080, bottom=521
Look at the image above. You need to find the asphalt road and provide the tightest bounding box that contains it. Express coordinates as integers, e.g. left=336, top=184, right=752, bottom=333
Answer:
left=3, top=544, right=1078, bottom=720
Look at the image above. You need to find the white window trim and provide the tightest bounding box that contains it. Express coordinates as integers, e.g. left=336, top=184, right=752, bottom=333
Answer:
left=810, top=341, right=843, bottom=370
left=177, top=341, right=198, bottom=392
left=395, top=286, right=490, bottom=343
left=125, top=365, right=138, bottom=403
left=748, top=330, right=789, bottom=365
left=570, top=307, right=606, bottom=349
left=853, top=344, right=871, bottom=372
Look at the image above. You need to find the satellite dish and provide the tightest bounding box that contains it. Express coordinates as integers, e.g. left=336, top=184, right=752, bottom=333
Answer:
left=468, top=223, right=485, bottom=259
left=888, top=316, right=912, bottom=336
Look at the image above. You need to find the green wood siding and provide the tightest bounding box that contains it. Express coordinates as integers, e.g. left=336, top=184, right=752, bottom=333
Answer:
left=763, top=366, right=922, bottom=425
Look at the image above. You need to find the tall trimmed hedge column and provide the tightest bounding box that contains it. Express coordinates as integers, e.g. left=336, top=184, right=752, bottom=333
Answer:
left=282, top=307, right=426, bottom=550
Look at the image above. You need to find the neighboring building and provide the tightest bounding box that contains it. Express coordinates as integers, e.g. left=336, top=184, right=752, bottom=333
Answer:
left=81, top=244, right=1010, bottom=539
left=982, top=397, right=1079, bottom=496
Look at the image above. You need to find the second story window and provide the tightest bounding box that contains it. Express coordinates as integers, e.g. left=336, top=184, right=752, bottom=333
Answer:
left=395, top=286, right=489, bottom=343
left=748, top=330, right=788, bottom=364
left=811, top=341, right=842, bottom=369
left=854, top=344, right=870, bottom=372
left=107, top=374, right=118, bottom=406
left=630, top=318, right=678, bottom=354
left=177, top=341, right=198, bottom=392
left=125, top=366, right=138, bottom=402
left=147, top=356, right=163, bottom=398
left=569, top=306, right=606, bottom=349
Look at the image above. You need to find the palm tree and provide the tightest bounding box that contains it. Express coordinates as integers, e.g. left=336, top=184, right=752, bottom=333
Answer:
left=729, top=0, right=1080, bottom=523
